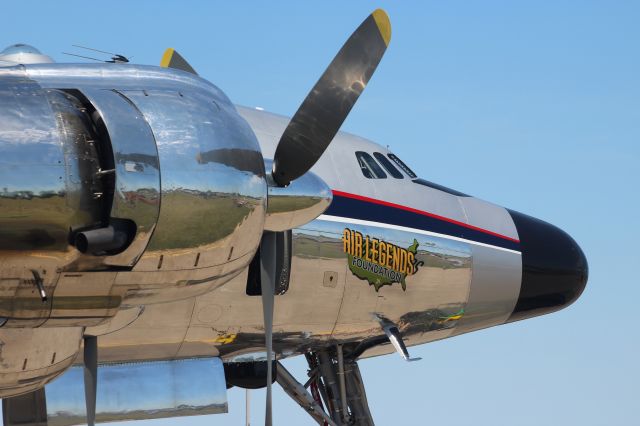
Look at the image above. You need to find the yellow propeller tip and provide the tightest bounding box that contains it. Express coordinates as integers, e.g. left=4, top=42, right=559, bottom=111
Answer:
left=372, top=9, right=391, bottom=46
left=160, top=48, right=175, bottom=68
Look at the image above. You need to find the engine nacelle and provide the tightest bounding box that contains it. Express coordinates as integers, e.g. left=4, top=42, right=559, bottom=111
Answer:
left=0, top=64, right=267, bottom=327
left=0, top=327, right=82, bottom=398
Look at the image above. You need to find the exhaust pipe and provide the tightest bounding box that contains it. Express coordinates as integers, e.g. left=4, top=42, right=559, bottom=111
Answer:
left=74, top=223, right=130, bottom=255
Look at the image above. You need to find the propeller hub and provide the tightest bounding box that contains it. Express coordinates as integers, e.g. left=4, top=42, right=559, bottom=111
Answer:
left=264, top=160, right=333, bottom=232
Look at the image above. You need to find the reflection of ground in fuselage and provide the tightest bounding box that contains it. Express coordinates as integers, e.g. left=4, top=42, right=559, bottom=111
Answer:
left=146, top=192, right=256, bottom=250
left=88, top=253, right=471, bottom=364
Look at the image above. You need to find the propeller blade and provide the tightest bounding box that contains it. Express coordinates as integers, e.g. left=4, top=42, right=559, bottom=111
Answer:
left=83, top=335, right=98, bottom=426
left=246, top=389, right=251, bottom=426
left=259, top=232, right=277, bottom=426
left=160, top=48, right=198, bottom=75
left=271, top=9, right=391, bottom=187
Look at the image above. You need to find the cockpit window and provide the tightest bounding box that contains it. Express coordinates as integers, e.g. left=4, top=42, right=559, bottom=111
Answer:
left=387, top=153, right=417, bottom=178
left=355, top=151, right=387, bottom=179
left=373, top=152, right=404, bottom=179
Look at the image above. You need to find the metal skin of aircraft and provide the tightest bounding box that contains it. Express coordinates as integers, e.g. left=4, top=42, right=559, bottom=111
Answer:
left=0, top=9, right=588, bottom=426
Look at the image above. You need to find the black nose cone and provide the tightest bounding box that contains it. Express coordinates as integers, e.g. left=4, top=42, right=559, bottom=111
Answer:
left=507, top=210, right=588, bottom=323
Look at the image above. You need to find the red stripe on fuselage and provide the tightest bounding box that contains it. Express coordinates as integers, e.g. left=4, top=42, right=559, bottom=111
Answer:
left=331, top=190, right=520, bottom=244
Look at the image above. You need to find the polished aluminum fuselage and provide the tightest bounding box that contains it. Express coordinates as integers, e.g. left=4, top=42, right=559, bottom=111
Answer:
left=89, top=108, right=522, bottom=363
left=0, top=63, right=522, bottom=396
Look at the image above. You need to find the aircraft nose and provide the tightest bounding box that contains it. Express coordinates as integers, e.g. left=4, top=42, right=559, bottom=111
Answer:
left=507, top=210, right=588, bottom=323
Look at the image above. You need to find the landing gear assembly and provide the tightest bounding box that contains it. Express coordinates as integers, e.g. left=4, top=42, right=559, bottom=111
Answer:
left=277, top=347, right=375, bottom=426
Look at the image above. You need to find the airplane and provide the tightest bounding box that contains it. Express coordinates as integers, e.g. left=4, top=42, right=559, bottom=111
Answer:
left=0, top=9, right=588, bottom=426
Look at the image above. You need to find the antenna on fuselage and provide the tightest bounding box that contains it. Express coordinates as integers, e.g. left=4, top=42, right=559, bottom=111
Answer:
left=62, top=52, right=105, bottom=62
left=63, top=44, right=131, bottom=63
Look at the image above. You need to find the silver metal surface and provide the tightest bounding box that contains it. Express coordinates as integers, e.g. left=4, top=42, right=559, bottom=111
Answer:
left=0, top=63, right=269, bottom=321
left=118, top=89, right=266, bottom=273
left=45, top=358, right=227, bottom=425
left=452, top=244, right=522, bottom=335
left=0, top=78, right=107, bottom=326
left=376, top=318, right=422, bottom=362
left=80, top=88, right=160, bottom=268
left=7, top=64, right=232, bottom=106
left=0, top=60, right=523, bottom=402
left=83, top=305, right=144, bottom=336
left=0, top=79, right=95, bottom=261
left=0, top=44, right=54, bottom=64
left=264, top=160, right=332, bottom=232
left=318, top=218, right=472, bottom=352
left=42, top=272, right=123, bottom=328
left=0, top=327, right=83, bottom=398
left=90, top=215, right=475, bottom=364
left=239, top=106, right=520, bottom=241
left=0, top=40, right=577, bottom=421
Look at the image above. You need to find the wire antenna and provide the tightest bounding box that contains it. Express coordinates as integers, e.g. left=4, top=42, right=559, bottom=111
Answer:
left=65, top=44, right=130, bottom=63
left=62, top=52, right=105, bottom=62
left=72, top=44, right=118, bottom=56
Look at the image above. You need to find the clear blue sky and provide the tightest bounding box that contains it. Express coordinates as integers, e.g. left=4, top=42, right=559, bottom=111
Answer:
left=2, top=1, right=638, bottom=425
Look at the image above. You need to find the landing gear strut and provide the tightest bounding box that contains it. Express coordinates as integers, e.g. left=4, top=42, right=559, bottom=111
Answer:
left=277, top=346, right=375, bottom=426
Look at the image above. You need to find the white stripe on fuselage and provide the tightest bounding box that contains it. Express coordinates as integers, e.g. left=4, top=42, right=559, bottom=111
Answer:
left=317, top=214, right=522, bottom=255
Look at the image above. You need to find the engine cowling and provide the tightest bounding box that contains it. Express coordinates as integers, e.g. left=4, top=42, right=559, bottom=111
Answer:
left=0, top=327, right=82, bottom=398
left=0, top=65, right=267, bottom=327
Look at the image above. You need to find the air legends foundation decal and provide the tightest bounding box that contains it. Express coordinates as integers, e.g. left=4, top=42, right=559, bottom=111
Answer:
left=342, top=228, right=423, bottom=291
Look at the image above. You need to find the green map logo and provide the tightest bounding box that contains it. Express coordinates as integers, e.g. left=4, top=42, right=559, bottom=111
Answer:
left=341, top=228, right=423, bottom=291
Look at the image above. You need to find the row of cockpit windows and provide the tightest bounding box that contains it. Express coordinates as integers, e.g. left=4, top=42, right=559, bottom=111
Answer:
left=355, top=151, right=417, bottom=179
left=355, top=150, right=470, bottom=196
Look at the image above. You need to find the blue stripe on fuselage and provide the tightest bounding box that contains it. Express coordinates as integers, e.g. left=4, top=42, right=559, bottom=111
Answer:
left=325, top=193, right=521, bottom=252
